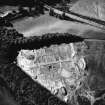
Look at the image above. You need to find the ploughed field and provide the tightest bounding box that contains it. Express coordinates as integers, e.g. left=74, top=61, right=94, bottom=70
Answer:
left=17, top=39, right=105, bottom=105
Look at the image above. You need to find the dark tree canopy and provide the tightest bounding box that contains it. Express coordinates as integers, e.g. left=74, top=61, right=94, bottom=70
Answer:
left=0, top=0, right=35, bottom=6
left=0, top=0, right=62, bottom=6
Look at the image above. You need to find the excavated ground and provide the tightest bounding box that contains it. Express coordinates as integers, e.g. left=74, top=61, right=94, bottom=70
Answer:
left=17, top=39, right=105, bottom=105
left=17, top=42, right=87, bottom=104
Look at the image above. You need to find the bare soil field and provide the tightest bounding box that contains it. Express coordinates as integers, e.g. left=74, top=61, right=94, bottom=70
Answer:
left=13, top=14, right=105, bottom=40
